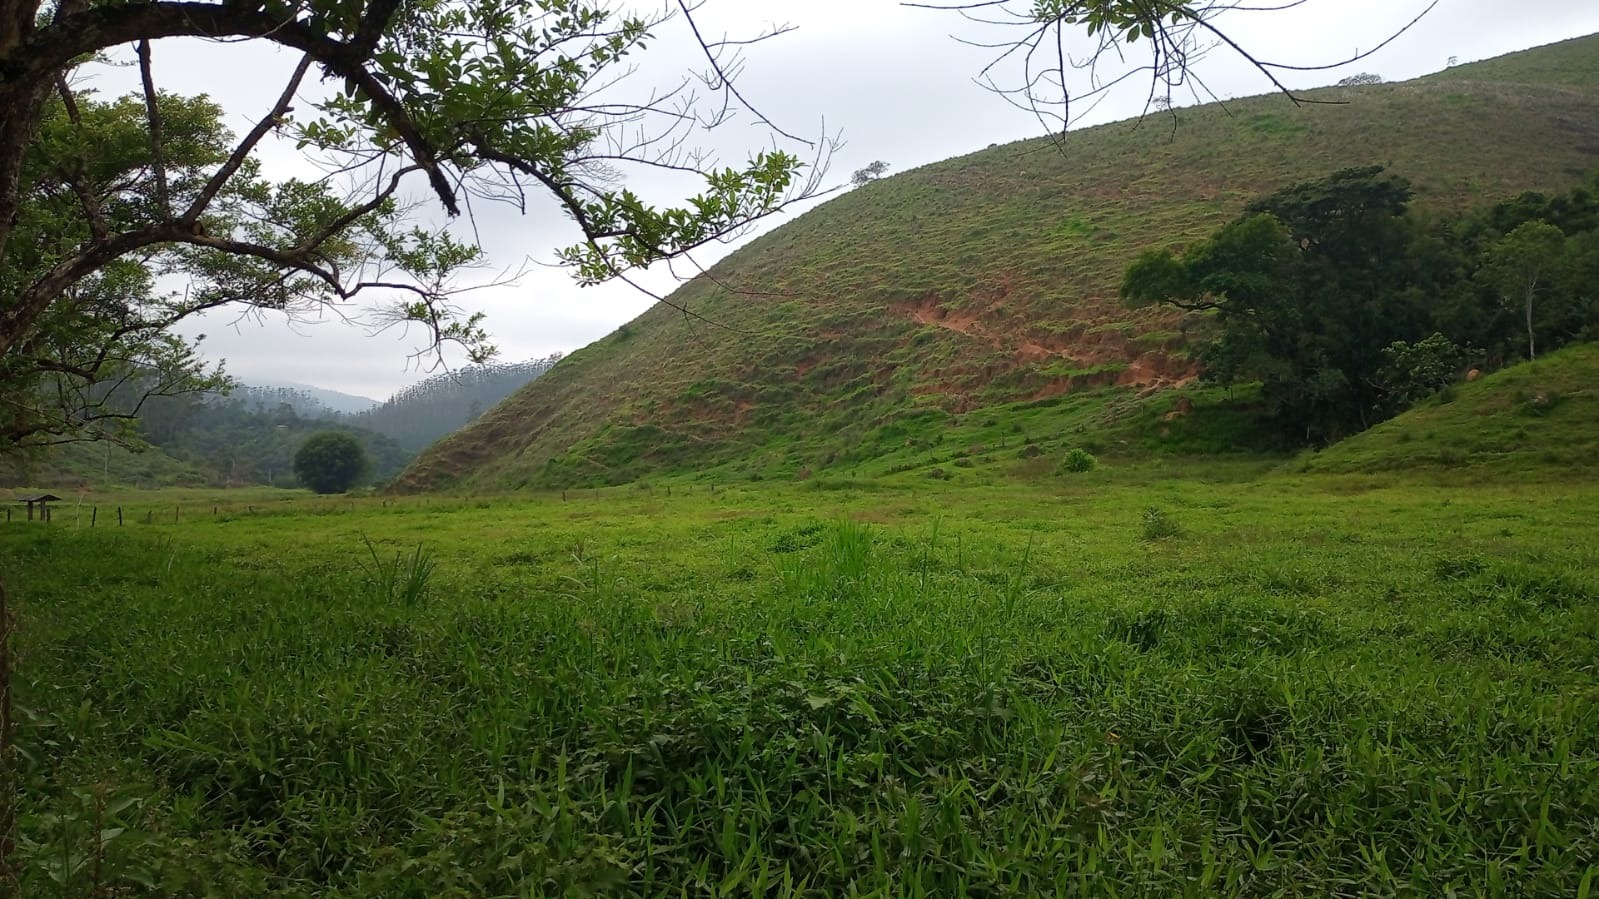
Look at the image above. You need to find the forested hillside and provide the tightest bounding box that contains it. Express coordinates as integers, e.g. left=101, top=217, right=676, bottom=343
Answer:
left=0, top=357, right=561, bottom=488
left=231, top=357, right=563, bottom=451
left=349, top=356, right=561, bottom=450
left=137, top=393, right=411, bottom=487
left=233, top=385, right=367, bottom=419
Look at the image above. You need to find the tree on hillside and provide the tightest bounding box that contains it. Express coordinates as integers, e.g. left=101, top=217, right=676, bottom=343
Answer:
left=1123, top=167, right=1431, bottom=441
left=851, top=161, right=891, bottom=187
left=0, top=0, right=832, bottom=453
left=1377, top=333, right=1467, bottom=409
left=1484, top=221, right=1569, bottom=361
left=1482, top=186, right=1599, bottom=238
left=294, top=430, right=368, bottom=494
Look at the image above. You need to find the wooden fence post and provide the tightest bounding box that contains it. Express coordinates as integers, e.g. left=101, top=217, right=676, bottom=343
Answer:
left=91, top=507, right=97, bottom=528
left=118, top=507, right=123, bottom=527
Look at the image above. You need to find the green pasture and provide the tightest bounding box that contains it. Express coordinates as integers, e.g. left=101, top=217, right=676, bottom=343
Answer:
left=4, top=472, right=1599, bottom=896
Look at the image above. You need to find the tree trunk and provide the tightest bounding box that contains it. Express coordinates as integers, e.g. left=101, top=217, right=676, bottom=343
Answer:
left=0, top=82, right=52, bottom=273
left=1526, top=285, right=1536, bottom=361
left=1522, top=275, right=1535, bottom=358
left=0, top=577, right=15, bottom=892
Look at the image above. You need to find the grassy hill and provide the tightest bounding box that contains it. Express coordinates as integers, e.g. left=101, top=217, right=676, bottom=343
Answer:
left=0, top=439, right=204, bottom=490
left=1299, top=343, right=1599, bottom=477
left=396, top=35, right=1599, bottom=492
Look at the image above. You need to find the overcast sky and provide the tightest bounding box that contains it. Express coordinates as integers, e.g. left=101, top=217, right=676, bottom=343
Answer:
left=105, top=0, right=1599, bottom=400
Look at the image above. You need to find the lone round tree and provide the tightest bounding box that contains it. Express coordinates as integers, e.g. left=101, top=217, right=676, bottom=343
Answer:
left=293, top=432, right=368, bottom=495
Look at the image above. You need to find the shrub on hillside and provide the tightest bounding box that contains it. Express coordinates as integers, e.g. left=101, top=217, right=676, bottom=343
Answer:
left=1059, top=448, right=1098, bottom=473
left=1379, top=333, right=1467, bottom=409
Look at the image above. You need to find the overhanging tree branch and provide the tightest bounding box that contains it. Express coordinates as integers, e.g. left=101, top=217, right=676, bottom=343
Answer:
left=183, top=53, right=313, bottom=224
left=135, top=39, right=171, bottom=218
left=910, top=0, right=1440, bottom=133
left=0, top=0, right=813, bottom=450
left=0, top=2, right=458, bottom=213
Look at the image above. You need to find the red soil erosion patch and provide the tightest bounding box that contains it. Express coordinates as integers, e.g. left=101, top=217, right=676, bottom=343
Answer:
left=906, top=292, right=982, bottom=335
left=1015, top=342, right=1054, bottom=364
left=1118, top=352, right=1200, bottom=389
left=894, top=278, right=1201, bottom=404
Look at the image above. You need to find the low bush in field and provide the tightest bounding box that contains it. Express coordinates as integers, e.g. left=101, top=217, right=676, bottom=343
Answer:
left=1140, top=506, right=1182, bottom=541
left=1059, top=447, right=1098, bottom=473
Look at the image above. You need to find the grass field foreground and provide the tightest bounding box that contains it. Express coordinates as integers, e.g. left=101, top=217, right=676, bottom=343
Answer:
left=5, top=472, right=1599, bottom=896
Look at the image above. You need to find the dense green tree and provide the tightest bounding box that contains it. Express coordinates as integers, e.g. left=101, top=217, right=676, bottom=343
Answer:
left=1482, top=222, right=1569, bottom=361
left=1377, top=333, right=1467, bottom=410
left=293, top=430, right=368, bottom=494
left=1124, top=167, right=1431, bottom=441
left=1556, top=228, right=1599, bottom=343
left=1426, top=178, right=1599, bottom=363
left=1481, top=183, right=1599, bottom=238
left=1125, top=168, right=1599, bottom=443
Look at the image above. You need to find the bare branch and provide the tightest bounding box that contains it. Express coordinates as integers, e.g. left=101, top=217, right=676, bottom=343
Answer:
left=53, top=75, right=109, bottom=241
left=909, top=1, right=1439, bottom=135
left=184, top=53, right=313, bottom=225
left=135, top=39, right=171, bottom=218
left=676, top=0, right=810, bottom=144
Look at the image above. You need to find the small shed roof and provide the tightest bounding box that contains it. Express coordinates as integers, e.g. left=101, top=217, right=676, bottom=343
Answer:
left=16, top=493, right=62, bottom=503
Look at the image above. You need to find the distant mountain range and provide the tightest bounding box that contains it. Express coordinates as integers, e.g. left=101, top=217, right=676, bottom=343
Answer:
left=246, top=381, right=380, bottom=414
left=0, top=356, right=564, bottom=488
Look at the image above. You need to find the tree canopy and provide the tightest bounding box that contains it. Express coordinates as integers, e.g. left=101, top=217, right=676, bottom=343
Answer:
left=851, top=161, right=890, bottom=187
left=0, top=0, right=831, bottom=451
left=1123, top=168, right=1599, bottom=443
left=293, top=429, right=368, bottom=493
